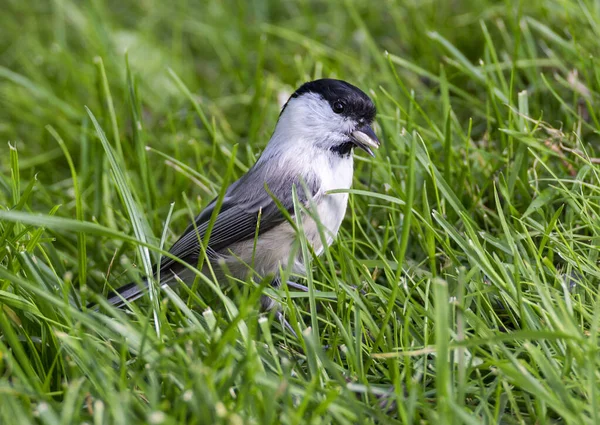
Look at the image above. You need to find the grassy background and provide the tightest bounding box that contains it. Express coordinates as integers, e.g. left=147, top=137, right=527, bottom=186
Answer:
left=1, top=0, right=600, bottom=423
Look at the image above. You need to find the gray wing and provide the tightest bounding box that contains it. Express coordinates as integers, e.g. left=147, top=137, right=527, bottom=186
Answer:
left=159, top=161, right=320, bottom=274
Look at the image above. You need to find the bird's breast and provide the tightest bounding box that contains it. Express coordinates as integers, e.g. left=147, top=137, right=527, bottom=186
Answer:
left=303, top=155, right=353, bottom=254
left=213, top=154, right=354, bottom=279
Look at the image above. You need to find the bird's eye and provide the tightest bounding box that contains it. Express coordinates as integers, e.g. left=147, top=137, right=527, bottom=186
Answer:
left=332, top=101, right=345, bottom=114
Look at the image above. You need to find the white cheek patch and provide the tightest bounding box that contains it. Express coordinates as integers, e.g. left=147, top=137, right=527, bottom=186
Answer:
left=288, top=93, right=354, bottom=135
left=262, top=92, right=358, bottom=162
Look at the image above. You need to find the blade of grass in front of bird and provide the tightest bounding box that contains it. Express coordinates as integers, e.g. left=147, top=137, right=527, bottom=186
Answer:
left=86, top=107, right=160, bottom=336
left=292, top=184, right=319, bottom=340
left=155, top=202, right=175, bottom=288
left=186, top=144, right=242, bottom=322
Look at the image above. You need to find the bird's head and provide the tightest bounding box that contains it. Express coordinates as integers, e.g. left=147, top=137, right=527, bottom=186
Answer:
left=273, top=79, right=380, bottom=157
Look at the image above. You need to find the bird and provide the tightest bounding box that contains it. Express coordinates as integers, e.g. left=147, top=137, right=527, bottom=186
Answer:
left=101, top=78, right=380, bottom=328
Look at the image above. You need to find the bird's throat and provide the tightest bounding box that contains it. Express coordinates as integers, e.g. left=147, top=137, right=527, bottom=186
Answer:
left=330, top=141, right=354, bottom=157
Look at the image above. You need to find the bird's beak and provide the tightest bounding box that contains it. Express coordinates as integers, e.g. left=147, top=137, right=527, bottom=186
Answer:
left=351, top=124, right=380, bottom=157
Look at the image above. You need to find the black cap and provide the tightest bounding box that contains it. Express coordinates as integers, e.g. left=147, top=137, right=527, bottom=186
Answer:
left=283, top=79, right=376, bottom=124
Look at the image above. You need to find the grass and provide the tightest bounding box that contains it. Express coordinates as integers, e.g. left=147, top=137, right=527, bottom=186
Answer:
left=1, top=0, right=600, bottom=423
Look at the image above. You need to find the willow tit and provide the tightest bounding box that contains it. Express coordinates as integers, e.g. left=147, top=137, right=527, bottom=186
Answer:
left=104, top=79, right=379, bottom=316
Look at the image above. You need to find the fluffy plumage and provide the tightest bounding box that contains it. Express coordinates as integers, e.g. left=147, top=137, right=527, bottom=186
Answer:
left=103, top=78, right=379, bottom=309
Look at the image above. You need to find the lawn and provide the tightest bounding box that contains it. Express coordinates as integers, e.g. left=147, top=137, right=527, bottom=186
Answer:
left=1, top=0, right=599, bottom=423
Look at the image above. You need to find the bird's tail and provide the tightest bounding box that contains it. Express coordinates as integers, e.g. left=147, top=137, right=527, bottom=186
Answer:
left=88, top=266, right=188, bottom=310
left=86, top=279, right=150, bottom=310
left=106, top=279, right=149, bottom=308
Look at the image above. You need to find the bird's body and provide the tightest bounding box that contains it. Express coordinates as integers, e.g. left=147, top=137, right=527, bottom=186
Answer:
left=105, top=79, right=379, bottom=311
